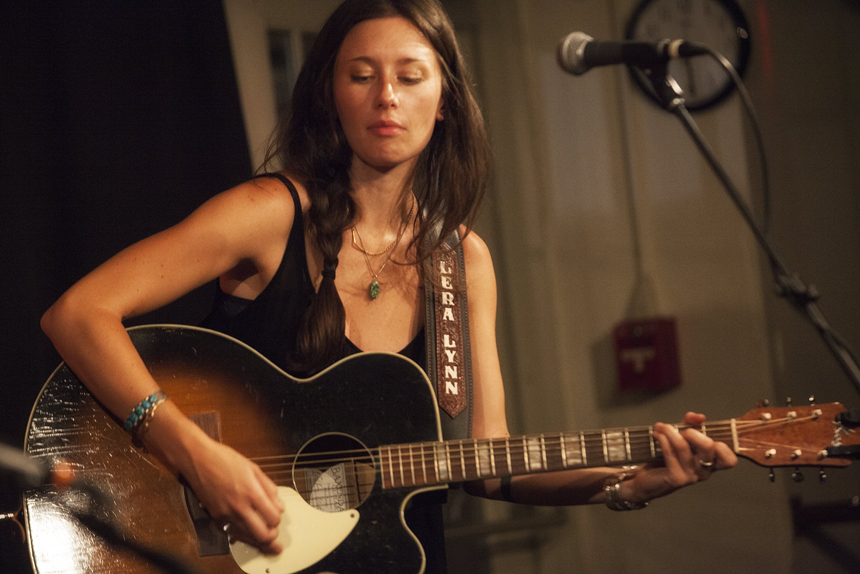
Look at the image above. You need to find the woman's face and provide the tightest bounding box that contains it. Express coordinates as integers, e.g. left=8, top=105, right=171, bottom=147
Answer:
left=333, top=17, right=445, bottom=173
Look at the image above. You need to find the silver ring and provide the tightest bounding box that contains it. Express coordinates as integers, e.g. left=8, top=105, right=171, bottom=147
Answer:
left=222, top=523, right=231, bottom=533
left=698, top=459, right=715, bottom=469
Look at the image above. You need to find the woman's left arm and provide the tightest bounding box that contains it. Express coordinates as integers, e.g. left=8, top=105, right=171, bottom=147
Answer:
left=459, top=230, right=738, bottom=506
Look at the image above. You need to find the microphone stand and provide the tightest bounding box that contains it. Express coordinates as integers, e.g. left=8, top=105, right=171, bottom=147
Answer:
left=0, top=443, right=199, bottom=574
left=639, top=62, right=860, bottom=399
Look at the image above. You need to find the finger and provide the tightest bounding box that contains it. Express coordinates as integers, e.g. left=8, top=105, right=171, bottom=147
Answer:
left=681, top=427, right=741, bottom=476
left=653, top=422, right=695, bottom=482
left=254, top=465, right=286, bottom=516
left=681, top=427, right=716, bottom=455
left=236, top=507, right=283, bottom=554
left=656, top=422, right=695, bottom=459
left=682, top=411, right=706, bottom=426
left=712, top=440, right=739, bottom=470
left=222, top=520, right=282, bottom=555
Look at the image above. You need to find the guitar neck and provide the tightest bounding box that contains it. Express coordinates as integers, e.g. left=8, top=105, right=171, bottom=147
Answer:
left=377, top=423, right=729, bottom=489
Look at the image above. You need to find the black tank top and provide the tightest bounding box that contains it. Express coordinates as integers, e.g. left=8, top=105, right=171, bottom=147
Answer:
left=200, top=174, right=425, bottom=375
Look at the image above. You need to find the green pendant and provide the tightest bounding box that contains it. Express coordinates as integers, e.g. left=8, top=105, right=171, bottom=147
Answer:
left=369, top=279, right=380, bottom=300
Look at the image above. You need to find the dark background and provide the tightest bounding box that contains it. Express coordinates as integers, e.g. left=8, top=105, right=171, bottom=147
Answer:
left=1, top=1, right=251, bottom=570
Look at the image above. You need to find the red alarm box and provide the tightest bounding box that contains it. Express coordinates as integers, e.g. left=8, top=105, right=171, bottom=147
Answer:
left=613, top=317, right=681, bottom=393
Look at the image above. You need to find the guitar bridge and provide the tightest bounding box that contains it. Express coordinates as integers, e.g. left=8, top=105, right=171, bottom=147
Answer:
left=183, top=412, right=230, bottom=557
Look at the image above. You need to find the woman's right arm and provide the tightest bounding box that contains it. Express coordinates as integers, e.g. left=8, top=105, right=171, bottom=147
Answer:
left=40, top=176, right=296, bottom=553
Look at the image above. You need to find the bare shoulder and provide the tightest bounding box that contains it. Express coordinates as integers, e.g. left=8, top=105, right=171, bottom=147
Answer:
left=245, top=171, right=310, bottom=211
left=459, top=226, right=495, bottom=286
left=218, top=171, right=308, bottom=215
left=194, top=173, right=309, bottom=235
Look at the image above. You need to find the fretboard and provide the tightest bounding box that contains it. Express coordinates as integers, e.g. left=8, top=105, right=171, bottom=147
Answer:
left=377, top=426, right=684, bottom=489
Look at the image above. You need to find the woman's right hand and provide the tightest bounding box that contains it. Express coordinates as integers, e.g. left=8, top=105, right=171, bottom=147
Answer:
left=142, top=402, right=286, bottom=554
left=183, top=440, right=285, bottom=554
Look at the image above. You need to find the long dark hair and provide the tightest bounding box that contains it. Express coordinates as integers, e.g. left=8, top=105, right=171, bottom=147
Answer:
left=264, top=0, right=491, bottom=373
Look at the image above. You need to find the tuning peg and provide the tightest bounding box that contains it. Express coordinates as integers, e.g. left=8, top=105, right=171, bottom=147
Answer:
left=768, top=470, right=775, bottom=482
left=819, top=469, right=827, bottom=484
left=786, top=397, right=793, bottom=406
left=808, top=395, right=816, bottom=405
left=757, top=399, right=770, bottom=408
left=792, top=468, right=804, bottom=482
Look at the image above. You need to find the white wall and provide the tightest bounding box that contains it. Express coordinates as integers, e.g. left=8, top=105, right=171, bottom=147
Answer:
left=473, top=0, right=789, bottom=572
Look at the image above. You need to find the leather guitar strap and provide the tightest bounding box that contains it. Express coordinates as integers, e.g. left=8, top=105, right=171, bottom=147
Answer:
left=424, top=230, right=473, bottom=440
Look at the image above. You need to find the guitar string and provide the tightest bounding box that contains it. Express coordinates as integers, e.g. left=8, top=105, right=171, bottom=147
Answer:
left=249, top=420, right=740, bottom=466
left=255, top=437, right=802, bottom=480
left=248, top=416, right=819, bottom=491
left=266, top=420, right=823, bottom=500
left=249, top=420, right=813, bottom=477
left=247, top=417, right=808, bottom=469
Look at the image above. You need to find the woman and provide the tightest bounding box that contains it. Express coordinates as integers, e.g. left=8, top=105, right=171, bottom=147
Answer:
left=41, top=0, right=737, bottom=571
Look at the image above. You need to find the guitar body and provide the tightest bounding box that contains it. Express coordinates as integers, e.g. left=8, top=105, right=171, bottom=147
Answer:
left=24, top=325, right=444, bottom=574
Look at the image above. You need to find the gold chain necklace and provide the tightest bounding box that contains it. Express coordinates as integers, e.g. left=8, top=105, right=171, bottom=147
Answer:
left=351, top=228, right=398, bottom=257
left=351, top=195, right=415, bottom=257
left=352, top=196, right=415, bottom=300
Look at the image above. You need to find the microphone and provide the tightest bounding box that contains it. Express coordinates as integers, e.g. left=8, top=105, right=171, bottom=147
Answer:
left=557, top=31, right=708, bottom=75
left=0, top=442, right=76, bottom=491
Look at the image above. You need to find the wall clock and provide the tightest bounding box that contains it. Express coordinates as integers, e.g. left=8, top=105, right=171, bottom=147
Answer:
left=625, top=0, right=751, bottom=111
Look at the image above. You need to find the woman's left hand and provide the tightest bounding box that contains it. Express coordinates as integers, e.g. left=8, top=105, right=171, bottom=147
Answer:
left=625, top=412, right=738, bottom=504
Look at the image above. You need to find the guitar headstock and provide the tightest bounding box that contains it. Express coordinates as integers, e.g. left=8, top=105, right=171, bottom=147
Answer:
left=734, top=402, right=859, bottom=467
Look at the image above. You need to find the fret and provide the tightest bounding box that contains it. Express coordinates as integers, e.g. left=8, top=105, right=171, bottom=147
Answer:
left=421, top=443, right=439, bottom=484
left=649, top=427, right=656, bottom=459
left=435, top=443, right=448, bottom=483
left=601, top=430, right=609, bottom=465
left=420, top=443, right=429, bottom=485
left=553, top=433, right=567, bottom=471
left=522, top=437, right=529, bottom=471
left=701, top=422, right=707, bottom=437
left=540, top=435, right=548, bottom=471
left=624, top=428, right=632, bottom=462
left=408, top=444, right=416, bottom=486
left=489, top=438, right=497, bottom=476
left=459, top=440, right=467, bottom=481
left=560, top=434, right=568, bottom=468
left=388, top=446, right=396, bottom=488
left=476, top=439, right=493, bottom=478
left=397, top=445, right=405, bottom=487
left=491, top=438, right=506, bottom=478
left=505, top=437, right=512, bottom=474
left=450, top=441, right=464, bottom=482
left=730, top=418, right=739, bottom=452
left=579, top=431, right=587, bottom=466
left=445, top=443, right=454, bottom=482
left=378, top=446, right=387, bottom=488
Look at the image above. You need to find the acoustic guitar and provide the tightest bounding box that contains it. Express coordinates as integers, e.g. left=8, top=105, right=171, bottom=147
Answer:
left=22, top=325, right=859, bottom=573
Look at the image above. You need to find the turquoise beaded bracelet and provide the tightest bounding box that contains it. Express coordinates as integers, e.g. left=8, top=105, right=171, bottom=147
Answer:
left=123, top=390, right=168, bottom=437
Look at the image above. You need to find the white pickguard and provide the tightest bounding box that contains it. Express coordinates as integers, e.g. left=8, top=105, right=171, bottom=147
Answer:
left=229, top=486, right=359, bottom=574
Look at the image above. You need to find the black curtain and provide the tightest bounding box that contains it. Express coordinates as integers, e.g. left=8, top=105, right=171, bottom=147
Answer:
left=0, top=1, right=252, bottom=570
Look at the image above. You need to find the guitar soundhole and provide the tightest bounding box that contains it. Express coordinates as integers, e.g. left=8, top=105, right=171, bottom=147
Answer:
left=293, top=433, right=376, bottom=513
